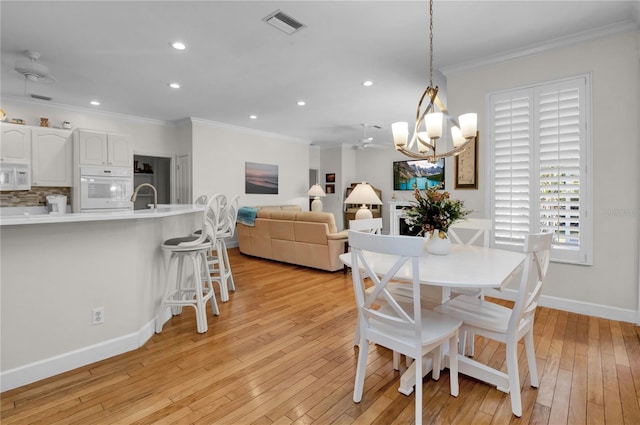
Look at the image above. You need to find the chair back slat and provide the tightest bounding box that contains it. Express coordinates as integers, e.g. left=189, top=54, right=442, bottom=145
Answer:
left=507, top=233, right=552, bottom=336
left=224, top=195, right=240, bottom=237
left=203, top=194, right=224, bottom=242
left=448, top=218, right=492, bottom=247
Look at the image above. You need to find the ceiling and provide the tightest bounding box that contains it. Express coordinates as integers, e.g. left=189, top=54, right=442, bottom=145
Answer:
left=1, top=1, right=638, bottom=148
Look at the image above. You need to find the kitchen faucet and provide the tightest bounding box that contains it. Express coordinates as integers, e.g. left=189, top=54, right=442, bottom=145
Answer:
left=130, top=183, right=158, bottom=209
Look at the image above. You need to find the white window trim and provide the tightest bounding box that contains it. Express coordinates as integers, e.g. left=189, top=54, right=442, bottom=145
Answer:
left=485, top=74, right=593, bottom=265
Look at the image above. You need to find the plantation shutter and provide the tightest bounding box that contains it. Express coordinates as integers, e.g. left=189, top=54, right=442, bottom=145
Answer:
left=536, top=79, right=585, bottom=260
left=489, top=76, right=591, bottom=265
left=491, top=89, right=532, bottom=247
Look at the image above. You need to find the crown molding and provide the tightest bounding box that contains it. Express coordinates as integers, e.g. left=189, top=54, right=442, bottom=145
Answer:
left=189, top=116, right=311, bottom=145
left=441, top=21, right=639, bottom=76
left=2, top=96, right=173, bottom=126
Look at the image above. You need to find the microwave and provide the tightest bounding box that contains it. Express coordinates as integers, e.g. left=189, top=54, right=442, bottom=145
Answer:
left=0, top=163, right=31, bottom=191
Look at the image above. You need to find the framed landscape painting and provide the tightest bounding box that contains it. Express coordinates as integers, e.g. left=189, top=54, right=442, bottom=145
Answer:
left=245, top=162, right=278, bottom=194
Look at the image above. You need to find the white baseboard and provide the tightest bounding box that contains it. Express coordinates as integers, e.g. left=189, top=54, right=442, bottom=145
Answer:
left=1, top=316, right=160, bottom=392
left=484, top=288, right=638, bottom=324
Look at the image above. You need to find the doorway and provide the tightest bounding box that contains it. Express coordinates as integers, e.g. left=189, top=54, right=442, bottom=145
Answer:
left=133, top=155, right=171, bottom=210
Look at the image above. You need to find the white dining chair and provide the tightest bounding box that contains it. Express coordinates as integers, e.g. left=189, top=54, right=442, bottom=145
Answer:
left=448, top=218, right=492, bottom=248
left=435, top=232, right=552, bottom=417
left=448, top=217, right=493, bottom=355
left=349, top=230, right=461, bottom=425
left=348, top=217, right=383, bottom=234
left=348, top=217, right=383, bottom=344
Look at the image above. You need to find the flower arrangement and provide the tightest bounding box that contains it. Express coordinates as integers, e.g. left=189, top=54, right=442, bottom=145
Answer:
left=403, top=184, right=471, bottom=237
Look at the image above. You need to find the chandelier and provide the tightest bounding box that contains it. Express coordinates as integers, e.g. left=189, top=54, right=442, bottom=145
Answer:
left=392, top=0, right=477, bottom=161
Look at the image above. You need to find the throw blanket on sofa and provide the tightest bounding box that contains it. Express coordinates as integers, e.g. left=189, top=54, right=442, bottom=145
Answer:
left=237, top=206, right=260, bottom=227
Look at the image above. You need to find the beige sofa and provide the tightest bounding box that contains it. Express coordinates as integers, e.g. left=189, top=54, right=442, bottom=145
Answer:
left=237, top=205, right=348, bottom=272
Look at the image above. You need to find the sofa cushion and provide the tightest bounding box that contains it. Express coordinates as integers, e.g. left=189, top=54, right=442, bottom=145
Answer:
left=294, top=221, right=329, bottom=245
left=269, top=217, right=295, bottom=241
left=295, top=211, right=338, bottom=233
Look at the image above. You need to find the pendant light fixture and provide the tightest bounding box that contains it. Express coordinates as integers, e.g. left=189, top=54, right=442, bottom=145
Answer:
left=392, top=0, right=477, bottom=161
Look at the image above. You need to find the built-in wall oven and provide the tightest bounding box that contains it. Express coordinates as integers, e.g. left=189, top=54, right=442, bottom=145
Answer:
left=80, top=166, right=133, bottom=212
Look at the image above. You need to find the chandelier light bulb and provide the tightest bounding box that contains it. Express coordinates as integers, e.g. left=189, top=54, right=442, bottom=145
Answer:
left=459, top=113, right=478, bottom=138
left=451, top=126, right=465, bottom=148
left=425, top=112, right=443, bottom=139
left=417, top=132, right=430, bottom=153
left=392, top=122, right=409, bottom=147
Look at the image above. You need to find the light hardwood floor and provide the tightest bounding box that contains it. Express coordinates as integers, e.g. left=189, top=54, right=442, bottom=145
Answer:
left=2, top=248, right=640, bottom=424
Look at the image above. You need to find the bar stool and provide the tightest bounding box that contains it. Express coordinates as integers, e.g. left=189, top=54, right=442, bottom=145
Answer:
left=155, top=195, right=221, bottom=334
left=211, top=195, right=239, bottom=298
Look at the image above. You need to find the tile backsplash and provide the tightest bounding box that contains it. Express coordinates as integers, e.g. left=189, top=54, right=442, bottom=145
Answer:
left=0, top=187, right=71, bottom=207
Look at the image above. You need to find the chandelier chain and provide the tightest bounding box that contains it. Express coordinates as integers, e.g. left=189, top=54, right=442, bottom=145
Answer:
left=429, top=0, right=434, bottom=87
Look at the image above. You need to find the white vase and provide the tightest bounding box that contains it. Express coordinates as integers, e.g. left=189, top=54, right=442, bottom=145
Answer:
left=425, top=229, right=451, bottom=255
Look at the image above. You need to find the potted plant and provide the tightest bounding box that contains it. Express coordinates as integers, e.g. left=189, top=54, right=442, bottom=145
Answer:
left=403, top=184, right=471, bottom=254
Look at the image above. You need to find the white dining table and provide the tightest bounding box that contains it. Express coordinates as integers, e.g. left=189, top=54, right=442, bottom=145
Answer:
left=339, top=243, right=526, bottom=396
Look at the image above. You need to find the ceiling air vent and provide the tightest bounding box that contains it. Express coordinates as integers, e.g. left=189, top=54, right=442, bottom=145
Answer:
left=263, top=10, right=306, bottom=35
left=30, top=94, right=52, bottom=101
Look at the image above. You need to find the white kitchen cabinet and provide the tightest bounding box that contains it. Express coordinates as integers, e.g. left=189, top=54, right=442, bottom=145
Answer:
left=77, top=129, right=132, bottom=167
left=77, top=129, right=107, bottom=166
left=31, top=127, right=72, bottom=186
left=1, top=123, right=31, bottom=163
left=107, top=133, right=132, bottom=167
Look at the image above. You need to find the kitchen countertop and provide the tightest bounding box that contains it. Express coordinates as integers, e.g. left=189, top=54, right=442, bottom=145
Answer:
left=0, top=204, right=203, bottom=226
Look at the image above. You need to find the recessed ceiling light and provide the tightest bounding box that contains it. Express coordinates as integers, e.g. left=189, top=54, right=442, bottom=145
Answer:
left=249, top=115, right=257, bottom=119
left=90, top=100, right=100, bottom=106
left=297, top=100, right=306, bottom=106
left=168, top=82, right=181, bottom=89
left=171, top=41, right=186, bottom=50
left=362, top=80, right=374, bottom=87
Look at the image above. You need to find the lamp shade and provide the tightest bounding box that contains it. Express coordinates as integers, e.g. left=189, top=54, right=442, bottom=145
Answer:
left=344, top=182, right=381, bottom=220
left=344, top=182, right=382, bottom=205
left=307, top=184, right=326, bottom=198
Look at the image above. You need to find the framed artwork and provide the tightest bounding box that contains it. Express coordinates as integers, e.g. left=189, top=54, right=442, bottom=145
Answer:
left=325, top=173, right=335, bottom=183
left=455, top=132, right=478, bottom=189
left=245, top=162, right=278, bottom=194
left=393, top=158, right=444, bottom=190
left=325, top=184, right=335, bottom=194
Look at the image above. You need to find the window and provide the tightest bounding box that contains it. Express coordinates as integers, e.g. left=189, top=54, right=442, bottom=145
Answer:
left=489, top=75, right=592, bottom=265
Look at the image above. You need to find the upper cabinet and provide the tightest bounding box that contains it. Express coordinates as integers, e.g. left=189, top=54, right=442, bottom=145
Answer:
left=31, top=127, right=72, bottom=186
left=1, top=123, right=31, bottom=163
left=1, top=123, right=72, bottom=187
left=107, top=133, right=132, bottom=167
left=77, top=129, right=132, bottom=167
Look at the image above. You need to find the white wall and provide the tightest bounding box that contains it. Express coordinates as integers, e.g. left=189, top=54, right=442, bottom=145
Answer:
left=190, top=119, right=310, bottom=210
left=319, top=146, right=357, bottom=229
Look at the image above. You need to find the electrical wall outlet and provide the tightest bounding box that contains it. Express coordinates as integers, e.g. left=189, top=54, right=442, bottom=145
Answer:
left=92, top=307, right=105, bottom=325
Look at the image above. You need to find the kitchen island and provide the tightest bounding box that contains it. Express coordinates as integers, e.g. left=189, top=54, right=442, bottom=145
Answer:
left=0, top=205, right=204, bottom=391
